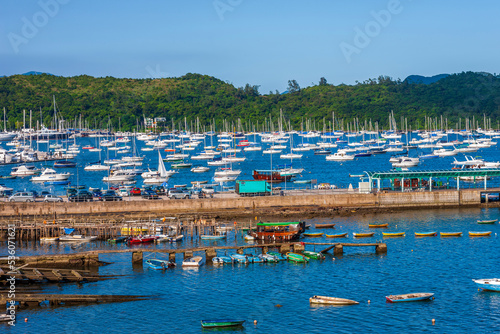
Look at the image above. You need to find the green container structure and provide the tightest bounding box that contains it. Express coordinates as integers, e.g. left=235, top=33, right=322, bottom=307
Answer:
left=235, top=180, right=271, bottom=196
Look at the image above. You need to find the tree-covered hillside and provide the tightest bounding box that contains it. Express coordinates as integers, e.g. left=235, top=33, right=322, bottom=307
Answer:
left=0, top=71, right=499, bottom=131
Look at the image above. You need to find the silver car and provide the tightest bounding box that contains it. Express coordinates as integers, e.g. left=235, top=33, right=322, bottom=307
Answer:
left=8, top=192, right=36, bottom=202
left=44, top=194, right=63, bottom=202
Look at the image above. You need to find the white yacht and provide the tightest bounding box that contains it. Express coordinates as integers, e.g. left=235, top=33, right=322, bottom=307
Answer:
left=11, top=165, right=40, bottom=176
left=31, top=168, right=71, bottom=182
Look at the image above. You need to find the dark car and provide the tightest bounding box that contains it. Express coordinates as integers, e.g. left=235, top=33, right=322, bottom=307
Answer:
left=93, top=190, right=103, bottom=198
left=153, top=186, right=166, bottom=195
left=129, top=187, right=141, bottom=196
left=141, top=189, right=159, bottom=200
left=68, top=190, right=93, bottom=202
left=98, top=190, right=123, bottom=202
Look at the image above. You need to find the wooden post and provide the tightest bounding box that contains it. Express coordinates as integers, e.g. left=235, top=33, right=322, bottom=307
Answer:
left=376, top=243, right=387, bottom=254
left=280, top=243, right=290, bottom=253
left=132, top=251, right=143, bottom=263
left=205, top=248, right=217, bottom=262
left=262, top=246, right=268, bottom=254
left=168, top=253, right=176, bottom=262
left=293, top=243, right=305, bottom=252
left=334, top=244, right=343, bottom=255
left=184, top=251, right=193, bottom=259
left=236, top=248, right=244, bottom=255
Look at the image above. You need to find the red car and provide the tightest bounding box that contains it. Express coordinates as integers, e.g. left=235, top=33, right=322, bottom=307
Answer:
left=129, top=187, right=141, bottom=196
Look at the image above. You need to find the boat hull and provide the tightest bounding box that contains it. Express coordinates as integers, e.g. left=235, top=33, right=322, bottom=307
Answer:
left=415, top=232, right=437, bottom=237
left=469, top=231, right=492, bottom=237
left=326, top=233, right=348, bottom=238
left=201, top=320, right=245, bottom=328
left=473, top=279, right=500, bottom=292
left=386, top=293, right=434, bottom=303
left=353, top=232, right=375, bottom=238
left=309, top=296, right=359, bottom=305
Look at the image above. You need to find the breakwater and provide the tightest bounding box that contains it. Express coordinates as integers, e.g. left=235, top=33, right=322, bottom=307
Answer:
left=0, top=188, right=493, bottom=220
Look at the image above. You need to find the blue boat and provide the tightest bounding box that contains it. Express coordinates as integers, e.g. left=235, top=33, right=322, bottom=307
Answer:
left=472, top=278, right=500, bottom=291
left=386, top=292, right=434, bottom=303
left=44, top=180, right=70, bottom=186
left=200, top=232, right=227, bottom=240
left=145, top=259, right=176, bottom=270
left=230, top=254, right=249, bottom=264
left=259, top=254, right=279, bottom=263
left=246, top=254, right=265, bottom=263
left=212, top=256, right=233, bottom=264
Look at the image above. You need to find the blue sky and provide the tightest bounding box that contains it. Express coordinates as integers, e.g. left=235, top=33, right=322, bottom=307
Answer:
left=1, top=0, right=499, bottom=93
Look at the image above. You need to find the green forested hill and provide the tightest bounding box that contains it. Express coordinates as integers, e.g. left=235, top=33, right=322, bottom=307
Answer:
left=0, top=71, right=499, bottom=131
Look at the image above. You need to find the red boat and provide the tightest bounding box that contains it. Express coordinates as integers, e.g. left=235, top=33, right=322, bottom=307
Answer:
left=82, top=145, right=94, bottom=149
left=252, top=170, right=292, bottom=182
left=236, top=140, right=249, bottom=147
left=128, top=236, right=157, bottom=244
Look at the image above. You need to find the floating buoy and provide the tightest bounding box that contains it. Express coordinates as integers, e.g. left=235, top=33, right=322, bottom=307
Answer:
left=254, top=320, right=258, bottom=325
left=275, top=304, right=282, bottom=308
left=368, top=300, right=371, bottom=304
left=332, top=258, right=335, bottom=261
left=432, top=319, right=435, bottom=325
left=25, top=318, right=28, bottom=322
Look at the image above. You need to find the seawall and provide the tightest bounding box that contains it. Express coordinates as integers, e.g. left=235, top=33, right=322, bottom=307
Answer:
left=0, top=188, right=491, bottom=220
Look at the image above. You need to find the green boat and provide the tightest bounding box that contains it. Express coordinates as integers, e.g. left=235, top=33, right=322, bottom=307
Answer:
left=201, top=320, right=245, bottom=329
left=477, top=219, right=497, bottom=224
left=286, top=252, right=309, bottom=263
left=266, top=251, right=286, bottom=261
left=302, top=250, right=325, bottom=260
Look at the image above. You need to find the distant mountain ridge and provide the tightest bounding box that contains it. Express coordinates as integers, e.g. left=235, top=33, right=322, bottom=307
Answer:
left=22, top=71, right=55, bottom=76
left=404, top=74, right=450, bottom=85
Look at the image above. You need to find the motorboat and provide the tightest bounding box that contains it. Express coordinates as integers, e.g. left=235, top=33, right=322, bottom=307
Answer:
left=191, top=166, right=210, bottom=173
left=31, top=168, right=71, bottom=182
left=326, top=150, right=355, bottom=161
left=102, top=170, right=136, bottom=182
left=472, top=278, right=500, bottom=291
left=11, top=165, right=40, bottom=176
left=386, top=293, right=434, bottom=303
left=182, top=256, right=203, bottom=267
left=58, top=235, right=98, bottom=242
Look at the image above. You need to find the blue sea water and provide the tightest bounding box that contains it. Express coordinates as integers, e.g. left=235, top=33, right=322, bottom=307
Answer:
left=1, top=133, right=500, bottom=333
left=1, top=132, right=499, bottom=195
left=1, top=207, right=500, bottom=333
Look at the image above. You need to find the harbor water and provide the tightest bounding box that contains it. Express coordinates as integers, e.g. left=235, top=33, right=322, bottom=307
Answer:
left=2, top=207, right=500, bottom=333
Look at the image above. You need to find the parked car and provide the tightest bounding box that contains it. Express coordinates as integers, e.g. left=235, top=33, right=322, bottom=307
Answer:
left=44, top=194, right=63, bottom=202
left=142, top=189, right=159, bottom=200
left=98, top=190, right=123, bottom=202
left=153, top=186, right=166, bottom=195
left=201, top=186, right=215, bottom=194
left=129, top=187, right=141, bottom=196
left=92, top=190, right=103, bottom=198
left=8, top=192, right=36, bottom=202
left=168, top=188, right=190, bottom=199
left=68, top=190, right=93, bottom=202
left=118, top=188, right=130, bottom=197
left=40, top=190, right=51, bottom=197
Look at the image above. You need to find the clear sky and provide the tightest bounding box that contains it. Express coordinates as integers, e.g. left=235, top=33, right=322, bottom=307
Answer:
left=1, top=0, right=498, bottom=93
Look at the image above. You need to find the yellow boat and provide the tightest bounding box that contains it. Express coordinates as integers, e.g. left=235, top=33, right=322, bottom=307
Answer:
left=415, top=232, right=437, bottom=237
left=382, top=232, right=405, bottom=237
left=303, top=232, right=324, bottom=237
left=469, top=231, right=492, bottom=237
left=326, top=233, right=348, bottom=238
left=353, top=232, right=374, bottom=238
left=369, top=223, right=388, bottom=228
left=440, top=232, right=463, bottom=237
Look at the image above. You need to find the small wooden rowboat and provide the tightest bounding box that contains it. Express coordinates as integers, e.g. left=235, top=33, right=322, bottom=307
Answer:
left=201, top=320, right=245, bottom=329
left=415, top=232, right=437, bottom=237
left=353, top=232, right=375, bottom=238
left=309, top=296, right=359, bottom=305
left=303, top=232, right=324, bottom=237
left=386, top=293, right=434, bottom=303
left=326, top=233, right=348, bottom=238
left=440, top=232, right=463, bottom=237
left=382, top=232, right=405, bottom=237
left=369, top=223, right=388, bottom=228
left=315, top=223, right=336, bottom=228
left=469, top=231, right=492, bottom=237
left=477, top=219, right=497, bottom=224
left=286, top=252, right=309, bottom=263
left=302, top=251, right=325, bottom=260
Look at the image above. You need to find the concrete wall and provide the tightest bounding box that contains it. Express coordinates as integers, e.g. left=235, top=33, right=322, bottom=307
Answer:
left=0, top=189, right=485, bottom=218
